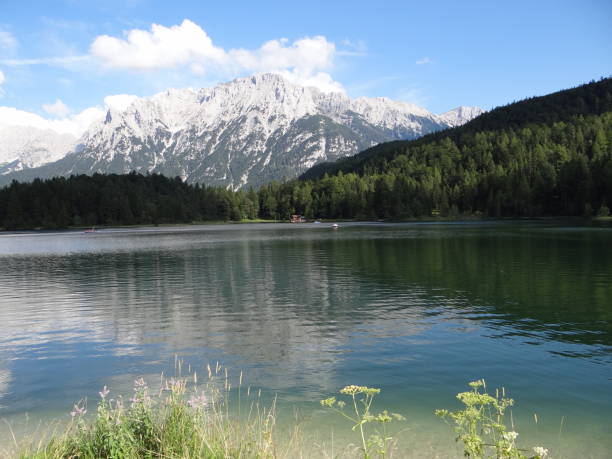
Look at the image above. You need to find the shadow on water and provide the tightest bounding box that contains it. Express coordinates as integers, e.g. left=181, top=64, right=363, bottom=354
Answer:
left=317, top=223, right=612, bottom=354
left=1, top=222, right=611, bottom=362
left=0, top=221, right=611, bottom=457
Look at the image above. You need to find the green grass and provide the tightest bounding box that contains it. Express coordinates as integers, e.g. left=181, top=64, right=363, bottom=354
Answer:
left=7, top=363, right=297, bottom=459
left=4, top=364, right=551, bottom=459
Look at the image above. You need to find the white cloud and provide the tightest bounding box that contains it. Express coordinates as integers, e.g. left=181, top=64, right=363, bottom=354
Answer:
left=416, top=57, right=432, bottom=65
left=0, top=29, right=17, bottom=50
left=0, top=92, right=143, bottom=138
left=0, top=106, right=104, bottom=137
left=190, top=62, right=205, bottom=75
left=43, top=98, right=71, bottom=118
left=272, top=70, right=344, bottom=94
left=229, top=36, right=335, bottom=74
left=90, top=19, right=343, bottom=93
left=0, top=19, right=348, bottom=94
left=104, top=94, right=138, bottom=111
left=90, top=19, right=227, bottom=71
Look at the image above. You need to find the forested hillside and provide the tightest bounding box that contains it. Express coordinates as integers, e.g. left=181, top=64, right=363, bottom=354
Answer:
left=1, top=78, right=611, bottom=229
left=0, top=173, right=260, bottom=229
left=290, top=77, right=612, bottom=218
left=302, top=77, right=612, bottom=180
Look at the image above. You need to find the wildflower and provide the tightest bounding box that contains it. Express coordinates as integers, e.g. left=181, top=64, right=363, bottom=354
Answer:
left=340, top=385, right=380, bottom=396
left=169, top=377, right=185, bottom=389
left=375, top=410, right=392, bottom=423
left=503, top=431, right=519, bottom=442
left=70, top=402, right=86, bottom=417
left=134, top=377, right=147, bottom=389
left=533, top=446, right=549, bottom=458
left=469, top=380, right=485, bottom=389
left=340, top=385, right=362, bottom=395
left=188, top=393, right=208, bottom=409
left=130, top=392, right=151, bottom=407
left=99, top=386, right=109, bottom=399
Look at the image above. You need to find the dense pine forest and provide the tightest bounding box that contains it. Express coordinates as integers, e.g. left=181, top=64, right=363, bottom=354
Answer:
left=298, top=77, right=612, bottom=218
left=0, top=173, right=261, bottom=229
left=1, top=77, right=611, bottom=229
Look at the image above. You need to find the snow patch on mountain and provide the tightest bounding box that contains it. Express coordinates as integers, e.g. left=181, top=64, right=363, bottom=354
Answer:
left=0, top=74, right=483, bottom=188
left=438, top=106, right=485, bottom=127
left=0, top=125, right=77, bottom=174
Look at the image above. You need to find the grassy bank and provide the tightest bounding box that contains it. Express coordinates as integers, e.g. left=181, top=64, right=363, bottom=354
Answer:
left=4, top=364, right=551, bottom=459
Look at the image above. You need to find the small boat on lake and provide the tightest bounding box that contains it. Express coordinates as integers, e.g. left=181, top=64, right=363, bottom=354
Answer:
left=332, top=223, right=339, bottom=229
left=84, top=227, right=96, bottom=233
left=290, top=214, right=307, bottom=223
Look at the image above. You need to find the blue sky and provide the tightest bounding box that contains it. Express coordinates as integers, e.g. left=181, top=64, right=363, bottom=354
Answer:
left=0, top=0, right=610, bottom=127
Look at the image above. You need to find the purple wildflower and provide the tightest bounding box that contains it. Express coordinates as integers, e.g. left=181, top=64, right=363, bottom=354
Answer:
left=99, top=386, right=110, bottom=399
left=188, top=393, right=208, bottom=409
left=70, top=402, right=87, bottom=417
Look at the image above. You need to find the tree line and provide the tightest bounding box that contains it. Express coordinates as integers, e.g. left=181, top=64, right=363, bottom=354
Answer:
left=303, top=76, right=612, bottom=180
left=1, top=78, right=612, bottom=229
left=0, top=173, right=261, bottom=229
left=273, top=111, right=612, bottom=219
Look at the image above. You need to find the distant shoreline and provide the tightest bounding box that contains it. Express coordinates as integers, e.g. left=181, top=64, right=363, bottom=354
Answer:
left=2, top=215, right=611, bottom=234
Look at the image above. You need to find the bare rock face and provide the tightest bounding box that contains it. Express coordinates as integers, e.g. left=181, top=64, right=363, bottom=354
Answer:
left=0, top=125, right=77, bottom=176
left=0, top=74, right=483, bottom=188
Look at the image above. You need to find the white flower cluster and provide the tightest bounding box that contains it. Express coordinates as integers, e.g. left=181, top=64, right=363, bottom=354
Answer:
left=533, top=446, right=549, bottom=457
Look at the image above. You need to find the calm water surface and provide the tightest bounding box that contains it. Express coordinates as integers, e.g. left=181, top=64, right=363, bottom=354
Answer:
left=0, top=222, right=611, bottom=457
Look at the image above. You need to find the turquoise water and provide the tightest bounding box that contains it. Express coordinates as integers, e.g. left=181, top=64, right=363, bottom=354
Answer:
left=0, top=222, right=610, bottom=457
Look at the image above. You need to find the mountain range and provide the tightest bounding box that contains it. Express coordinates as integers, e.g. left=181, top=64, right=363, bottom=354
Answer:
left=0, top=73, right=483, bottom=188
left=3, top=78, right=610, bottom=230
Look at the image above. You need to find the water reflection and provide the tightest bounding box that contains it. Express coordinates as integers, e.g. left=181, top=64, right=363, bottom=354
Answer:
left=324, top=226, right=612, bottom=352
left=0, top=222, right=610, bottom=456
left=0, top=230, right=439, bottom=405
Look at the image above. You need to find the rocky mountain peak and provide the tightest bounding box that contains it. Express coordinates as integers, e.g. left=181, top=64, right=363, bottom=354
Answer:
left=0, top=74, right=483, bottom=188
left=439, top=106, right=485, bottom=127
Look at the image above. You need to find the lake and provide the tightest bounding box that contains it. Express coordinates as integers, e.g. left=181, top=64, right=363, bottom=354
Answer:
left=0, top=222, right=610, bottom=458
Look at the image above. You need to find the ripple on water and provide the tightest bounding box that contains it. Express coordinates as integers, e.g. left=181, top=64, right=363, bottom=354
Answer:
left=0, top=222, right=611, bottom=457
